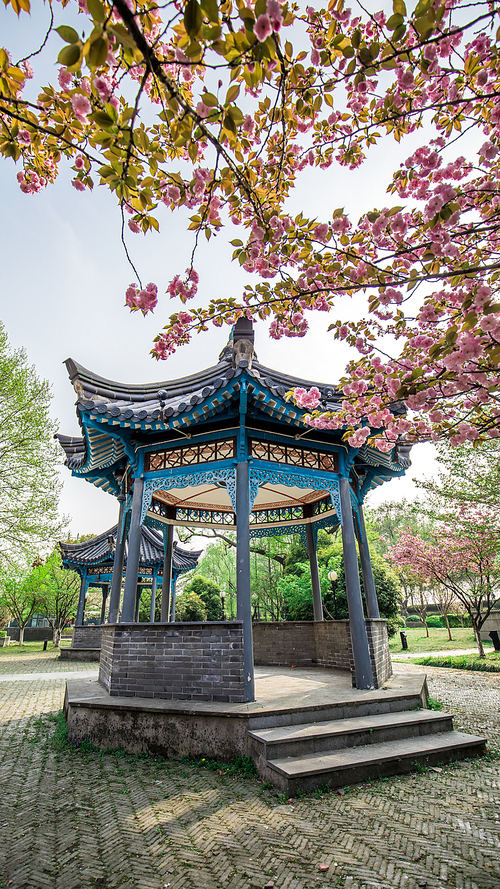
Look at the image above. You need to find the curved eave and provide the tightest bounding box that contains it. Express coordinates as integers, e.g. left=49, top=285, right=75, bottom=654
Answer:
left=60, top=525, right=202, bottom=571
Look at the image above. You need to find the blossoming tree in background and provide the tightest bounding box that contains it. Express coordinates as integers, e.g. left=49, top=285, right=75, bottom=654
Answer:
left=3, top=0, right=500, bottom=445
left=386, top=507, right=500, bottom=657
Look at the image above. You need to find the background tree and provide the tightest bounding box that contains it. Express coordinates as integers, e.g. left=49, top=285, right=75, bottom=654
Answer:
left=3, top=1, right=500, bottom=443
left=36, top=553, right=80, bottom=647
left=0, top=322, right=65, bottom=564
left=183, top=574, right=224, bottom=620
left=175, top=588, right=207, bottom=622
left=387, top=508, right=500, bottom=657
left=0, top=563, right=39, bottom=645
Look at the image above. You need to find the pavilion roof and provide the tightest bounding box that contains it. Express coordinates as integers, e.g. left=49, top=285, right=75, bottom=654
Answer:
left=60, top=525, right=202, bottom=572
left=55, top=324, right=410, bottom=498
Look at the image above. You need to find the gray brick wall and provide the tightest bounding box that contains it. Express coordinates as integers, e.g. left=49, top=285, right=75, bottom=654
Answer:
left=72, top=626, right=102, bottom=649
left=365, top=620, right=393, bottom=688
left=253, top=622, right=316, bottom=666
left=99, top=622, right=245, bottom=703
left=253, top=621, right=354, bottom=674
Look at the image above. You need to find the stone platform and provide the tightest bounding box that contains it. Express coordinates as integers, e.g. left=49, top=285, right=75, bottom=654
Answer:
left=64, top=666, right=486, bottom=792
left=59, top=625, right=102, bottom=662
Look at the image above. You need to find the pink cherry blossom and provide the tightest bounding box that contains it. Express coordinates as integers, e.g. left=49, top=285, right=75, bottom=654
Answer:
left=71, top=93, right=91, bottom=124
left=254, top=14, right=272, bottom=42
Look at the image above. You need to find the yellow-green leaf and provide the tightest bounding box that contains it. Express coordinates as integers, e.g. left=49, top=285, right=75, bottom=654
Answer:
left=57, top=44, right=81, bottom=67
left=56, top=25, right=80, bottom=44
left=184, top=0, right=203, bottom=38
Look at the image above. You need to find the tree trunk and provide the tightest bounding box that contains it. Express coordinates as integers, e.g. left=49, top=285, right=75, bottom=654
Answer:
left=444, top=612, right=453, bottom=641
left=53, top=627, right=61, bottom=648
left=473, top=623, right=486, bottom=658
left=18, top=626, right=24, bottom=645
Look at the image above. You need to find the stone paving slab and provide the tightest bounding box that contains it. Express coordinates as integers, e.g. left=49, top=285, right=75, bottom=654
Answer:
left=0, top=652, right=499, bottom=889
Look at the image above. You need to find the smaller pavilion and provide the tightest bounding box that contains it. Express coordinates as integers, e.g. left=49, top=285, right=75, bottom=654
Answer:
left=60, top=525, right=201, bottom=659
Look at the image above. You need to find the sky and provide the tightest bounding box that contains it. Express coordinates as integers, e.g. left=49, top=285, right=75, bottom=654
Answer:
left=0, top=2, right=439, bottom=540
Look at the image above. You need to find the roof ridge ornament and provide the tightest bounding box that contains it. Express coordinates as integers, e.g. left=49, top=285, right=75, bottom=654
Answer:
left=232, top=317, right=255, bottom=369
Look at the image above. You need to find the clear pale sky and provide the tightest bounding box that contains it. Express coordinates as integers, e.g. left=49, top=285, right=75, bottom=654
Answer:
left=1, top=3, right=438, bottom=538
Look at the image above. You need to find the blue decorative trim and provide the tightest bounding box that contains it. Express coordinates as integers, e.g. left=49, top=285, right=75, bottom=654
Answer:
left=249, top=513, right=339, bottom=543
left=248, top=467, right=342, bottom=524
left=141, top=468, right=237, bottom=524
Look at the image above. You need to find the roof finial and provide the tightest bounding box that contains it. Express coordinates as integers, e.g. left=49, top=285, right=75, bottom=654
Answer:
left=232, top=317, right=255, bottom=369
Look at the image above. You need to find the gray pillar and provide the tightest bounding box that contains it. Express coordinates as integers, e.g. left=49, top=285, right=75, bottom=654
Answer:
left=161, top=525, right=174, bottom=622
left=121, top=477, right=144, bottom=622
left=75, top=575, right=87, bottom=627
left=339, top=477, right=374, bottom=690
left=170, top=576, right=177, bottom=622
left=99, top=584, right=109, bottom=625
left=306, top=523, right=323, bottom=621
left=356, top=503, right=380, bottom=619
left=150, top=573, right=158, bottom=623
left=236, top=461, right=255, bottom=702
left=108, top=499, right=127, bottom=623
left=134, top=583, right=142, bottom=622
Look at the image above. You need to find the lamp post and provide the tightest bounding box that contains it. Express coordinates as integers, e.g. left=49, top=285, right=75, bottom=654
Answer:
left=328, top=569, right=339, bottom=620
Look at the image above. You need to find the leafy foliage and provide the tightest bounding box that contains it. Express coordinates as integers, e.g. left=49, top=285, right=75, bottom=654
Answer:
left=0, top=322, right=65, bottom=563
left=183, top=574, right=224, bottom=620
left=175, top=587, right=208, bottom=621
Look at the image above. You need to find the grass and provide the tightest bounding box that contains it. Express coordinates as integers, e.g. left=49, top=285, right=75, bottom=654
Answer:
left=0, top=639, right=59, bottom=657
left=389, top=626, right=492, bottom=655
left=415, top=652, right=500, bottom=672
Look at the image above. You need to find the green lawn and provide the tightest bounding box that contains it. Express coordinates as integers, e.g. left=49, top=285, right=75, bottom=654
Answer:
left=389, top=626, right=492, bottom=655
left=414, top=652, right=500, bottom=672
left=0, top=639, right=59, bottom=657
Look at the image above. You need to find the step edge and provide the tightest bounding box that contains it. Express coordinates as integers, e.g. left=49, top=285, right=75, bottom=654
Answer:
left=266, top=733, right=487, bottom=778
left=248, top=712, right=453, bottom=744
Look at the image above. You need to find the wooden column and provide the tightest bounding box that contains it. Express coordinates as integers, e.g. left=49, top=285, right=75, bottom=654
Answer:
left=121, top=478, right=144, bottom=622
left=339, top=477, right=374, bottom=690
left=170, top=576, right=177, bottom=622
left=161, top=525, right=174, bottom=622
left=236, top=460, right=255, bottom=702
left=108, top=499, right=127, bottom=623
left=134, top=582, right=142, bottom=622
left=99, top=584, right=109, bottom=625
left=306, top=522, right=323, bottom=621
left=356, top=502, right=380, bottom=619
left=75, top=573, right=87, bottom=627
left=149, top=571, right=158, bottom=623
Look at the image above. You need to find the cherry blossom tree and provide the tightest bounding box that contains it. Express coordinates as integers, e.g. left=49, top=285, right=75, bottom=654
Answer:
left=386, top=507, right=500, bottom=656
left=3, top=0, right=500, bottom=444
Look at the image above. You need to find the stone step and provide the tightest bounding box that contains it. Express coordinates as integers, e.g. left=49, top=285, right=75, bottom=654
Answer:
left=266, top=730, right=487, bottom=794
left=249, top=709, right=454, bottom=759
left=247, top=690, right=426, bottom=731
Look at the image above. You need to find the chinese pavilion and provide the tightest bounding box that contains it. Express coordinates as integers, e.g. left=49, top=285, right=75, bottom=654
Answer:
left=60, top=526, right=201, bottom=626
left=56, top=319, right=411, bottom=701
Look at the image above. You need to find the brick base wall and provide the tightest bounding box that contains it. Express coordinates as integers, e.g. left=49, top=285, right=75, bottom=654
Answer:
left=72, top=626, right=102, bottom=649
left=253, top=621, right=353, bottom=673
left=99, top=622, right=245, bottom=703
left=365, top=620, right=393, bottom=687
left=252, top=622, right=316, bottom=666
left=253, top=620, right=391, bottom=689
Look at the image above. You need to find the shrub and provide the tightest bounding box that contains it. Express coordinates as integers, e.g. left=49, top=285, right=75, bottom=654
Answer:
left=175, top=589, right=208, bottom=622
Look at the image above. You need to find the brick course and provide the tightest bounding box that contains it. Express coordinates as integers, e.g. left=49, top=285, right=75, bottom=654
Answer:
left=99, top=622, right=245, bottom=702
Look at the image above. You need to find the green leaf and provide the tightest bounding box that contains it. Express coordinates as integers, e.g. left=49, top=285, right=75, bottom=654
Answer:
left=91, top=111, right=115, bottom=128
left=57, top=44, right=81, bottom=67
left=88, top=35, right=109, bottom=67
left=56, top=25, right=79, bottom=44
left=200, top=0, right=219, bottom=23
left=226, top=83, right=240, bottom=103
left=393, top=0, right=406, bottom=14
left=201, top=91, right=218, bottom=106
left=87, top=0, right=105, bottom=22
left=108, top=23, right=136, bottom=49
left=386, top=13, right=403, bottom=29
left=184, top=0, right=203, bottom=38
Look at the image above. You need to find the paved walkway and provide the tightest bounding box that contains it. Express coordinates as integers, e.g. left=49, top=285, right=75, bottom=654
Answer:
left=0, top=651, right=499, bottom=889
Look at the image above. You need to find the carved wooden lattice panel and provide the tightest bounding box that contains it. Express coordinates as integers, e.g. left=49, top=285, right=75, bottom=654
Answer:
left=146, top=438, right=236, bottom=472
left=249, top=439, right=338, bottom=473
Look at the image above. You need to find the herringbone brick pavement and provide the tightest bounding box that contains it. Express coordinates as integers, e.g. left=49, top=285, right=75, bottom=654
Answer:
left=0, top=653, right=499, bottom=889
